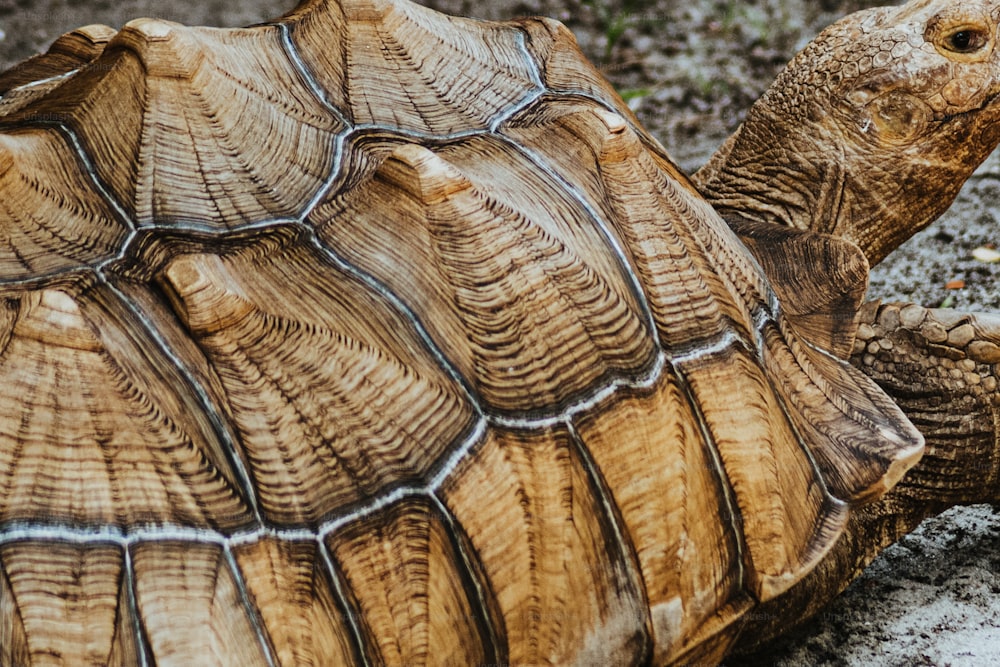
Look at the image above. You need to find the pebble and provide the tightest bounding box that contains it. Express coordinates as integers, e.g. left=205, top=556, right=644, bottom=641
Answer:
left=972, top=246, right=1000, bottom=263
left=877, top=305, right=901, bottom=330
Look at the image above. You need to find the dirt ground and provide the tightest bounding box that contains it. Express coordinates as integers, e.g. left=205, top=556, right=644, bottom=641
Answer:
left=2, top=0, right=1000, bottom=664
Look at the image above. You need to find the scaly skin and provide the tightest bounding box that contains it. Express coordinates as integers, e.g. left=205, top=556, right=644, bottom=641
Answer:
left=694, top=0, right=1000, bottom=651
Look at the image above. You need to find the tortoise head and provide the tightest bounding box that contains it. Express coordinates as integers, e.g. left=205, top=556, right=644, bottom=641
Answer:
left=695, top=0, right=1000, bottom=265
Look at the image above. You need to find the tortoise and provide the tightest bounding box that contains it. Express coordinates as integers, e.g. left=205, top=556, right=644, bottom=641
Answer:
left=0, top=0, right=999, bottom=664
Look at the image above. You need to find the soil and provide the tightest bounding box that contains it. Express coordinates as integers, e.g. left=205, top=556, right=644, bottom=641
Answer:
left=2, top=0, right=999, bottom=664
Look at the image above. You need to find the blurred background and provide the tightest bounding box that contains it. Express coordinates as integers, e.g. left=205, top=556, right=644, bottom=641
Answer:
left=2, top=0, right=1000, bottom=664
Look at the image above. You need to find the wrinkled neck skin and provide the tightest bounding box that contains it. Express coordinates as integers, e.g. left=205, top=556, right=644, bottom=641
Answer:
left=692, top=102, right=978, bottom=266
left=693, top=0, right=1000, bottom=267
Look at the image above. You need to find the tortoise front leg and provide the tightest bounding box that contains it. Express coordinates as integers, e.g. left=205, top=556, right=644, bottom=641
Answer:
left=851, top=301, right=1000, bottom=507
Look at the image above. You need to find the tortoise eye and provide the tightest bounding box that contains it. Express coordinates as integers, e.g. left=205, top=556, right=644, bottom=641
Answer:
left=951, top=31, right=972, bottom=50
left=945, top=28, right=987, bottom=53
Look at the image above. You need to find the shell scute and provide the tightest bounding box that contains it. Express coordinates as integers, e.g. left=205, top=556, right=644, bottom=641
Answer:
left=574, top=375, right=751, bottom=665
left=2, top=20, right=344, bottom=232
left=500, top=98, right=753, bottom=351
left=130, top=540, right=272, bottom=664
left=0, top=283, right=254, bottom=531
left=156, top=234, right=477, bottom=526
left=282, top=0, right=542, bottom=134
left=438, top=424, right=650, bottom=665
left=0, top=24, right=114, bottom=113
left=0, top=541, right=138, bottom=666
left=232, top=537, right=360, bottom=666
left=325, top=494, right=497, bottom=665
left=514, top=15, right=674, bottom=156
left=0, top=128, right=128, bottom=283
left=312, top=134, right=658, bottom=416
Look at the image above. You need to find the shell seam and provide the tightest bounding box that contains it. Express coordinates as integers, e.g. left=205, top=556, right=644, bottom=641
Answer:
left=224, top=545, right=281, bottom=667
left=104, top=281, right=267, bottom=526
left=317, top=536, right=372, bottom=667
left=122, top=545, right=153, bottom=667
left=566, top=420, right=654, bottom=662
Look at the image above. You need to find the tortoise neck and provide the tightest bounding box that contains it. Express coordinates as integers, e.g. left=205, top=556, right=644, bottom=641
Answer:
left=888, top=429, right=1000, bottom=508
left=693, top=116, right=823, bottom=231
left=691, top=107, right=965, bottom=268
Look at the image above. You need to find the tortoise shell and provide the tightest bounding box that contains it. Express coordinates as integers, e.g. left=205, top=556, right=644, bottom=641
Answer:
left=0, top=0, right=923, bottom=664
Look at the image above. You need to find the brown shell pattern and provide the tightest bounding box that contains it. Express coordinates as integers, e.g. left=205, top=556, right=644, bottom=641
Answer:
left=0, top=0, right=923, bottom=664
